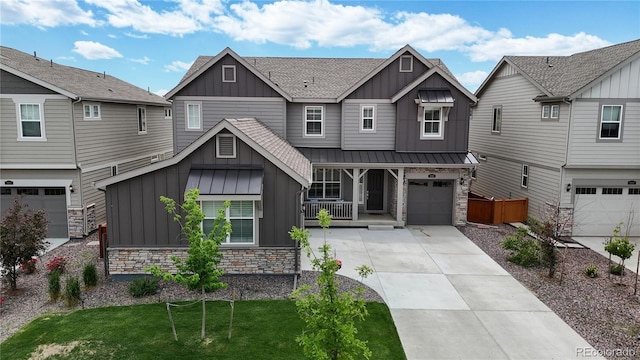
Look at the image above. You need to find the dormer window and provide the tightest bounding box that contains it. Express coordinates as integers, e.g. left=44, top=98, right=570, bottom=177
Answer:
left=222, top=65, right=236, bottom=83
left=400, top=55, right=413, bottom=72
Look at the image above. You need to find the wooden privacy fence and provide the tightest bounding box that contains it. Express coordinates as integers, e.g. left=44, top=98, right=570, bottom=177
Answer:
left=467, top=193, right=528, bottom=224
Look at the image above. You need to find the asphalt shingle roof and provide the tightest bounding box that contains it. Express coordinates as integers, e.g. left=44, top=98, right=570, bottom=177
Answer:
left=182, top=53, right=453, bottom=99
left=0, top=46, right=169, bottom=105
left=505, top=39, right=640, bottom=97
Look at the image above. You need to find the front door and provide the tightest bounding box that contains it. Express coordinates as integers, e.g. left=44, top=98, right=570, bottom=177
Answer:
left=366, top=170, right=384, bottom=211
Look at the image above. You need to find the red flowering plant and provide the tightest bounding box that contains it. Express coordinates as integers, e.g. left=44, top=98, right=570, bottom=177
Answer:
left=46, top=256, right=68, bottom=274
left=20, top=257, right=38, bottom=274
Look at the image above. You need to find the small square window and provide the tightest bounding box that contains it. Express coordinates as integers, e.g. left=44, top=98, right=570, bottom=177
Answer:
left=222, top=65, right=236, bottom=83
left=400, top=55, right=413, bottom=72
left=83, top=103, right=101, bottom=120
left=164, top=107, right=172, bottom=120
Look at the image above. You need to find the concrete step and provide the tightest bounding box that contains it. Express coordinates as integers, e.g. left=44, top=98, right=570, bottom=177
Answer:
left=368, top=225, right=394, bottom=231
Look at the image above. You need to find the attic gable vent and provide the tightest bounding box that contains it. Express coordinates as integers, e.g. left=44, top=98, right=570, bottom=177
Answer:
left=216, top=134, right=236, bottom=158
left=400, top=55, right=413, bottom=72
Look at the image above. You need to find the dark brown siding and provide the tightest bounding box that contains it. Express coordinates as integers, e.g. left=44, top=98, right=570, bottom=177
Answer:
left=175, top=55, right=281, bottom=97
left=105, top=132, right=300, bottom=248
left=396, top=73, right=472, bottom=152
left=346, top=52, right=429, bottom=99
left=0, top=70, right=57, bottom=94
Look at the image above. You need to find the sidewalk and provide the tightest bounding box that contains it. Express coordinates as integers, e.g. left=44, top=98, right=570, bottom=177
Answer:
left=302, top=226, right=603, bottom=360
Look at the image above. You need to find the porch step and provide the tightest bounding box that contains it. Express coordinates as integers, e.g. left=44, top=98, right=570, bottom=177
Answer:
left=368, top=225, right=395, bottom=231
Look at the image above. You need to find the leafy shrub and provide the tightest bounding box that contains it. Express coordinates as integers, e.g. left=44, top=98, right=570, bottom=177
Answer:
left=48, top=271, right=61, bottom=301
left=47, top=256, right=68, bottom=275
left=609, top=264, right=625, bottom=276
left=64, top=277, right=82, bottom=307
left=128, top=277, right=160, bottom=298
left=584, top=264, right=599, bottom=278
left=501, top=227, right=540, bottom=267
left=83, top=263, right=98, bottom=288
left=20, top=258, right=38, bottom=274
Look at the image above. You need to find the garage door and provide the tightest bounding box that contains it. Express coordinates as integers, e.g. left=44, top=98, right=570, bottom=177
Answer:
left=407, top=180, right=453, bottom=225
left=573, top=186, right=640, bottom=236
left=0, top=187, right=69, bottom=238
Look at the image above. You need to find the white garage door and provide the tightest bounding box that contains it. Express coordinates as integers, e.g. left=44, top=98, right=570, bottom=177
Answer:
left=573, top=186, right=640, bottom=236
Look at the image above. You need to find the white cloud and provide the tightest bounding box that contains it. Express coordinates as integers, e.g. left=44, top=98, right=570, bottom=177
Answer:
left=466, top=31, right=612, bottom=62
left=455, top=70, right=489, bottom=92
left=165, top=60, right=194, bottom=72
left=86, top=0, right=224, bottom=36
left=72, top=41, right=123, bottom=60
left=81, top=30, right=88, bottom=36
left=153, top=89, right=169, bottom=97
left=0, top=0, right=96, bottom=27
left=125, top=32, right=149, bottom=39
left=130, top=56, right=151, bottom=65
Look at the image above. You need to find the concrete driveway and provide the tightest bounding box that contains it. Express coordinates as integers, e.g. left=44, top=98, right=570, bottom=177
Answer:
left=302, top=226, right=602, bottom=360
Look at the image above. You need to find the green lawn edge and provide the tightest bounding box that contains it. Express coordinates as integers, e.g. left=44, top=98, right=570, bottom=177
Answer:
left=1, top=300, right=406, bottom=360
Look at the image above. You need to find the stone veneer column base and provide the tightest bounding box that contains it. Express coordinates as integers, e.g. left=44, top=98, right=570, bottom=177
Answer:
left=67, top=203, right=97, bottom=238
left=108, top=247, right=297, bottom=276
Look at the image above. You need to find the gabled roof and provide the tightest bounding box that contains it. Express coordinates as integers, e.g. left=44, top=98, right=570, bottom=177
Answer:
left=0, top=46, right=169, bottom=106
left=390, top=66, right=477, bottom=103
left=476, top=39, right=640, bottom=99
left=95, top=118, right=312, bottom=190
left=171, top=45, right=460, bottom=101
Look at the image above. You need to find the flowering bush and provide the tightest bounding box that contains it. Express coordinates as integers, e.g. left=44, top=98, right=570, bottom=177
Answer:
left=47, top=256, right=68, bottom=274
left=20, top=258, right=38, bottom=274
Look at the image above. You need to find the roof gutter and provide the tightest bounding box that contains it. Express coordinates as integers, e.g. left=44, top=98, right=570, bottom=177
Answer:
left=532, top=95, right=570, bottom=103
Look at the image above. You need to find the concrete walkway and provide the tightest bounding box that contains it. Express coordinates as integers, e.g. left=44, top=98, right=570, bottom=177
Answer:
left=302, top=226, right=602, bottom=360
left=573, top=236, right=640, bottom=274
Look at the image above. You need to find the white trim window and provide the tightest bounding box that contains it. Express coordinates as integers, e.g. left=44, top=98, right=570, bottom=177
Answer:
left=521, top=164, right=529, bottom=188
left=186, top=102, right=202, bottom=130
left=361, top=105, right=375, bottom=132
left=216, top=134, right=236, bottom=158
left=222, top=65, right=236, bottom=83
left=304, top=105, right=323, bottom=137
left=18, top=103, right=45, bottom=140
left=400, top=55, right=413, bottom=72
left=137, top=106, right=147, bottom=134
left=202, top=200, right=255, bottom=244
left=83, top=103, right=101, bottom=120
left=492, top=106, right=502, bottom=133
left=541, top=104, right=559, bottom=120
left=599, top=105, right=622, bottom=139
left=164, top=107, right=172, bottom=120
left=421, top=107, right=443, bottom=139
left=308, top=168, right=341, bottom=199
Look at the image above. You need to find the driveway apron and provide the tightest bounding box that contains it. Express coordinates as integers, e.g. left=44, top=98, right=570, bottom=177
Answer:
left=302, top=226, right=602, bottom=360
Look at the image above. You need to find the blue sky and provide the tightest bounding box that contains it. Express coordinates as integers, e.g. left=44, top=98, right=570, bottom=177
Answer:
left=1, top=0, right=639, bottom=95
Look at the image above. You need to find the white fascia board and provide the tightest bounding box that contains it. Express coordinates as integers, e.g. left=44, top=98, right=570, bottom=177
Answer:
left=0, top=163, right=77, bottom=169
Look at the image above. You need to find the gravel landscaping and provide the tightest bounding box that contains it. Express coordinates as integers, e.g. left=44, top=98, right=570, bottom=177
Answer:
left=461, top=224, right=640, bottom=360
left=0, top=231, right=382, bottom=344
left=2, top=224, right=639, bottom=360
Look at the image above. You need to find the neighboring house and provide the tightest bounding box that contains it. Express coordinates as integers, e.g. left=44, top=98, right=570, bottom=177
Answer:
left=469, top=39, right=640, bottom=236
left=0, top=46, right=173, bottom=239
left=95, top=45, right=478, bottom=277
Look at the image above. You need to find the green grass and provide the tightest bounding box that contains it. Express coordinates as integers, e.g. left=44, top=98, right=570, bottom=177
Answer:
left=1, top=300, right=405, bottom=360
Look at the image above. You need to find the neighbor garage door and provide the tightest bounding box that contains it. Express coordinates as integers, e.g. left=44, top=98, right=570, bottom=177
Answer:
left=0, top=187, right=68, bottom=238
left=573, top=186, right=640, bottom=236
left=407, top=180, right=454, bottom=225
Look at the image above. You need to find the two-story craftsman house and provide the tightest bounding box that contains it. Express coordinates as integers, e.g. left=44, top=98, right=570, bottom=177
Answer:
left=96, top=45, right=478, bottom=277
left=0, top=46, right=173, bottom=239
left=470, top=39, right=640, bottom=236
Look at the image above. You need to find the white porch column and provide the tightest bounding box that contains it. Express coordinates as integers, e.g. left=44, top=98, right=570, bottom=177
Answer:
left=396, top=167, right=404, bottom=223
left=352, top=168, right=359, bottom=221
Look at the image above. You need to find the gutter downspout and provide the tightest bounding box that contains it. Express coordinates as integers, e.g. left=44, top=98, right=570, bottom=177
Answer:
left=71, top=97, right=88, bottom=237
left=293, top=186, right=306, bottom=291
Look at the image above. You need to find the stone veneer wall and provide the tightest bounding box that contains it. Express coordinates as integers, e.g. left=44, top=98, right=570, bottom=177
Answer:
left=67, top=203, right=96, bottom=238
left=401, top=167, right=470, bottom=226
left=543, top=202, right=574, bottom=236
left=108, top=247, right=297, bottom=275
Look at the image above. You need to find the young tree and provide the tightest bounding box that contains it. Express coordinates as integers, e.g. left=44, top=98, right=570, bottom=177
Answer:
left=0, top=197, right=48, bottom=291
left=290, top=209, right=373, bottom=360
left=604, top=223, right=636, bottom=276
left=146, top=189, right=229, bottom=340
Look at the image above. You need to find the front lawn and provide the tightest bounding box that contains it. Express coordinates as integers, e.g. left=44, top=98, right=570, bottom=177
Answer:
left=1, top=300, right=405, bottom=359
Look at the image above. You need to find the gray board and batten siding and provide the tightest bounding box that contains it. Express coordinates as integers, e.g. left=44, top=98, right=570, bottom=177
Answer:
left=396, top=72, right=473, bottom=152
left=105, top=132, right=301, bottom=248
left=0, top=70, right=56, bottom=94
left=173, top=98, right=286, bottom=153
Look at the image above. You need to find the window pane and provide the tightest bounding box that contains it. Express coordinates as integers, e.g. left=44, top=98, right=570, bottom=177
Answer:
left=306, top=107, right=322, bottom=120
left=306, top=121, right=322, bottom=135
left=84, top=105, right=91, bottom=117
left=602, top=105, right=621, bottom=122
left=312, top=168, right=323, bottom=181
left=230, top=219, right=252, bottom=243
left=325, top=183, right=340, bottom=198
left=600, top=123, right=619, bottom=138
left=542, top=106, right=550, bottom=118
left=230, top=201, right=252, bottom=217
left=188, top=104, right=200, bottom=128
left=308, top=183, right=323, bottom=198
left=20, top=104, right=40, bottom=120
left=93, top=105, right=100, bottom=117
left=363, top=118, right=373, bottom=129
left=22, top=121, right=42, bottom=137
left=551, top=105, right=559, bottom=118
